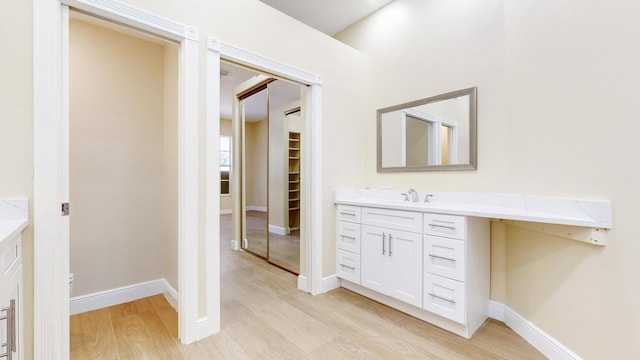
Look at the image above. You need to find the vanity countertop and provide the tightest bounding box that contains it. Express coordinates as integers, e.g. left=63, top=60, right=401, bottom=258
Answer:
left=335, top=189, right=612, bottom=229
left=0, top=199, right=28, bottom=244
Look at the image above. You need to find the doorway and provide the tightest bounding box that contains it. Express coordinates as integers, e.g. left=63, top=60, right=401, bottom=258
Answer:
left=34, top=2, right=201, bottom=356
left=220, top=62, right=305, bottom=275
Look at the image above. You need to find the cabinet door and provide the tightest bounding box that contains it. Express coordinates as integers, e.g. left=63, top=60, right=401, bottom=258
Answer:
left=360, top=225, right=388, bottom=294
left=387, top=229, right=423, bottom=307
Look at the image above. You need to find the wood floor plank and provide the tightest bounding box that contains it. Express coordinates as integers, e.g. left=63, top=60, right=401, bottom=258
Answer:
left=70, top=308, right=120, bottom=360
left=280, top=290, right=442, bottom=359
left=354, top=295, right=508, bottom=360
left=109, top=299, right=186, bottom=360
left=470, top=319, right=546, bottom=360
left=221, top=300, right=311, bottom=360
left=309, top=336, right=383, bottom=360
left=244, top=294, right=338, bottom=352
left=148, top=294, right=179, bottom=338
left=189, top=331, right=252, bottom=360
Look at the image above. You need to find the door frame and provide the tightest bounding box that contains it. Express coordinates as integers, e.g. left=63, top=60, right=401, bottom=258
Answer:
left=33, top=0, right=201, bottom=357
left=206, top=39, right=324, bottom=322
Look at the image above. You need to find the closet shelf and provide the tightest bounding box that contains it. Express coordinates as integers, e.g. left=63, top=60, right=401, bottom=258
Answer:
left=288, top=131, right=301, bottom=232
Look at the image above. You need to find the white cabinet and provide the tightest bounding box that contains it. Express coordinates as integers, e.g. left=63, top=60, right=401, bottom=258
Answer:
left=335, top=204, right=490, bottom=339
left=0, top=233, right=22, bottom=360
left=336, top=205, right=362, bottom=284
left=422, top=213, right=489, bottom=337
left=337, top=206, right=423, bottom=308
left=361, top=224, right=422, bottom=307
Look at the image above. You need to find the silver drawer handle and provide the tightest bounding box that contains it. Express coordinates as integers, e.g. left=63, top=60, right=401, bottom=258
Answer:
left=389, top=233, right=393, bottom=256
left=428, top=223, right=457, bottom=230
left=428, top=293, right=456, bottom=304
left=382, top=233, right=386, bottom=255
left=428, top=254, right=457, bottom=262
left=339, top=211, right=356, bottom=216
left=1, top=299, right=15, bottom=360
left=340, top=264, right=356, bottom=271
left=341, top=235, right=356, bottom=240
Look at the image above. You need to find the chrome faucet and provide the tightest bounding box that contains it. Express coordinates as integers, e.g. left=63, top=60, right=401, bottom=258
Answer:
left=424, top=194, right=434, bottom=203
left=407, top=188, right=419, bottom=202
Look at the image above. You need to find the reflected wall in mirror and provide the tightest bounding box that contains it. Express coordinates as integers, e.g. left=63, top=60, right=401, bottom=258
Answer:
left=377, top=87, right=477, bottom=172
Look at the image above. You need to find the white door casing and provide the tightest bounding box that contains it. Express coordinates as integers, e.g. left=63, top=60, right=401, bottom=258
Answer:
left=34, top=0, right=200, bottom=358
left=206, top=38, right=324, bottom=303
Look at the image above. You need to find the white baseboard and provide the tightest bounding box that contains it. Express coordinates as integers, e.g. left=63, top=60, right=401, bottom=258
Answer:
left=488, top=300, right=505, bottom=321
left=70, top=279, right=165, bottom=315
left=319, top=274, right=340, bottom=294
left=163, top=280, right=179, bottom=310
left=297, top=275, right=309, bottom=292
left=489, top=301, right=582, bottom=360
left=269, top=224, right=287, bottom=235
left=298, top=275, right=339, bottom=294
left=198, top=316, right=212, bottom=340
left=220, top=209, right=232, bottom=215
left=246, top=206, right=267, bottom=212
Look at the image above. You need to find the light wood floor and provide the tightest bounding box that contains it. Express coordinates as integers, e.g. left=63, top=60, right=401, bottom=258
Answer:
left=70, top=216, right=546, bottom=359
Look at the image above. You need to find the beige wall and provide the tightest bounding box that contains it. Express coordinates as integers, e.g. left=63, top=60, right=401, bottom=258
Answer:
left=245, top=119, right=268, bottom=209
left=268, top=101, right=287, bottom=229
left=69, top=20, right=170, bottom=296
left=336, top=0, right=640, bottom=358
left=0, top=2, right=34, bottom=359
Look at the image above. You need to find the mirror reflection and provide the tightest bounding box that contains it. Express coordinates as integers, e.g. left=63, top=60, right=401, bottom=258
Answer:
left=236, top=73, right=303, bottom=274
left=377, top=87, right=476, bottom=171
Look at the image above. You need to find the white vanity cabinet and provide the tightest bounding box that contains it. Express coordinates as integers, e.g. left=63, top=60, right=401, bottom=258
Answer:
left=360, top=208, right=423, bottom=308
left=335, top=203, right=491, bottom=339
left=336, top=205, right=362, bottom=284
left=422, top=213, right=490, bottom=337
left=0, top=233, right=22, bottom=360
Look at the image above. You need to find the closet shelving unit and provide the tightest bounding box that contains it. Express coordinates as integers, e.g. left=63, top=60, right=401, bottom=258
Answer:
left=287, top=132, right=301, bottom=233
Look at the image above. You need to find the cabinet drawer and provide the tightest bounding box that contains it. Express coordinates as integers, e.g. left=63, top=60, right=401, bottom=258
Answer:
left=337, top=221, right=361, bottom=253
left=424, top=213, right=466, bottom=240
left=337, top=205, right=361, bottom=223
left=362, top=207, right=422, bottom=233
left=423, top=273, right=466, bottom=325
left=336, top=249, right=360, bottom=284
left=424, top=235, right=466, bottom=282
left=1, top=234, right=20, bottom=273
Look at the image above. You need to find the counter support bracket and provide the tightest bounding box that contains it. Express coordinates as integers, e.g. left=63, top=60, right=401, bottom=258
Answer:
left=499, top=220, right=606, bottom=246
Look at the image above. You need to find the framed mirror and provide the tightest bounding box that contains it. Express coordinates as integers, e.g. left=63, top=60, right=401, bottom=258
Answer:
left=377, top=87, right=477, bottom=172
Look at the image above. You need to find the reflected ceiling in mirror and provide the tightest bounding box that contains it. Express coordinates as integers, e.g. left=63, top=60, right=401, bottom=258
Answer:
left=377, top=87, right=477, bottom=172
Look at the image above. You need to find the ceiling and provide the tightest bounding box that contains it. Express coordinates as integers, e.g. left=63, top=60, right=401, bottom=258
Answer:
left=220, top=62, right=302, bottom=121
left=260, top=0, right=394, bottom=36
left=221, top=1, right=395, bottom=118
